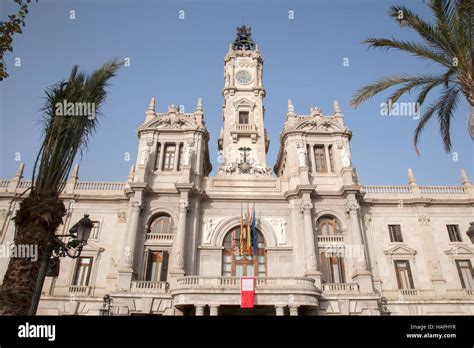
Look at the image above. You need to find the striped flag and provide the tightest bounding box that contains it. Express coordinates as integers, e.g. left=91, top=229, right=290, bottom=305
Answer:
left=251, top=206, right=257, bottom=255
left=239, top=203, right=244, bottom=255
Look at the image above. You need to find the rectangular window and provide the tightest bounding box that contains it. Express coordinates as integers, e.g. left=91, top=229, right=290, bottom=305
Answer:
left=90, top=221, right=100, bottom=240
left=73, top=257, right=93, bottom=286
left=239, top=111, right=249, bottom=124
left=389, top=225, right=403, bottom=242
left=394, top=260, right=414, bottom=289
left=178, top=143, right=184, bottom=171
left=163, top=144, right=176, bottom=171
left=314, top=146, right=327, bottom=173
left=223, top=255, right=232, bottom=277
left=306, top=144, right=312, bottom=172
left=456, top=260, right=473, bottom=289
left=257, top=255, right=266, bottom=277
left=144, top=251, right=169, bottom=282
left=154, top=143, right=161, bottom=170
left=328, top=145, right=334, bottom=172
left=319, top=252, right=345, bottom=283
left=447, top=225, right=462, bottom=242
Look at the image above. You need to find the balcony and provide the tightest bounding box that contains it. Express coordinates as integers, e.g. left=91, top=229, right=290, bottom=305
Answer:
left=322, top=283, right=359, bottom=294
left=317, top=235, right=344, bottom=244
left=68, top=285, right=92, bottom=296
left=175, top=276, right=316, bottom=290
left=235, top=124, right=255, bottom=132
left=131, top=281, right=169, bottom=293
left=171, top=276, right=320, bottom=307
left=446, top=288, right=474, bottom=300
left=145, top=233, right=174, bottom=244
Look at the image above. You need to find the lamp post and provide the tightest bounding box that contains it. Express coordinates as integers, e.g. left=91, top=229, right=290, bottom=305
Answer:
left=466, top=222, right=474, bottom=244
left=28, top=214, right=93, bottom=315
left=99, top=294, right=113, bottom=316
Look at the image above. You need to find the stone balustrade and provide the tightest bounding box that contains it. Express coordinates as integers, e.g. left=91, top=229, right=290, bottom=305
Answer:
left=145, top=233, right=174, bottom=243
left=175, top=276, right=316, bottom=290
left=317, top=235, right=344, bottom=244
left=363, top=185, right=469, bottom=197
left=74, top=181, right=125, bottom=191
left=236, top=124, right=255, bottom=132
left=322, top=283, right=359, bottom=294
left=131, top=281, right=169, bottom=293
left=68, top=285, right=92, bottom=296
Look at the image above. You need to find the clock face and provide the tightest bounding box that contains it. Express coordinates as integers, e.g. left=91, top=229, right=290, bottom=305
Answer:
left=235, top=70, right=252, bottom=84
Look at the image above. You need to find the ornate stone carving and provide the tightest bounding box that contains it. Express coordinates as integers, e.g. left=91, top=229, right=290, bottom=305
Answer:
left=123, top=246, right=135, bottom=267
left=130, top=199, right=142, bottom=209
left=266, top=218, right=287, bottom=244
left=341, top=142, right=352, bottom=168
left=183, top=144, right=192, bottom=166
left=202, top=217, right=223, bottom=244
left=301, top=201, right=313, bottom=213
left=219, top=161, right=237, bottom=175
left=140, top=145, right=150, bottom=165
left=174, top=251, right=184, bottom=268
left=178, top=200, right=189, bottom=213
left=344, top=201, right=360, bottom=213
left=117, top=211, right=127, bottom=223
left=296, top=143, right=307, bottom=167
left=363, top=214, right=372, bottom=227
left=418, top=215, right=430, bottom=226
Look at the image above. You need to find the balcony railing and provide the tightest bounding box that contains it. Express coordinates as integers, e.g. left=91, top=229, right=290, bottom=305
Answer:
left=74, top=181, right=125, bottom=191
left=322, top=283, right=359, bottom=294
left=145, top=233, right=174, bottom=243
left=68, top=285, right=92, bottom=296
left=131, top=281, right=168, bottom=293
left=419, top=186, right=466, bottom=194
left=317, top=235, right=344, bottom=243
left=363, top=186, right=412, bottom=194
left=0, top=180, right=9, bottom=188
left=399, top=289, right=419, bottom=296
left=235, top=124, right=255, bottom=132
left=176, top=276, right=316, bottom=290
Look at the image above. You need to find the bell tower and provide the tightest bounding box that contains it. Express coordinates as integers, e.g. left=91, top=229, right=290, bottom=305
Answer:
left=217, top=26, right=271, bottom=175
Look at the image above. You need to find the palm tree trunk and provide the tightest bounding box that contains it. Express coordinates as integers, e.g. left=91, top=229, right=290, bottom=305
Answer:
left=0, top=190, right=65, bottom=315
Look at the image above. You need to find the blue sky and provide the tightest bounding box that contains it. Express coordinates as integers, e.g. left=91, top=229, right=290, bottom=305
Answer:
left=0, top=0, right=472, bottom=185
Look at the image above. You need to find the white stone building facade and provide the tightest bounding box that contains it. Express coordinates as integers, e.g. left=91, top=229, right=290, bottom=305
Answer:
left=1, top=27, right=473, bottom=316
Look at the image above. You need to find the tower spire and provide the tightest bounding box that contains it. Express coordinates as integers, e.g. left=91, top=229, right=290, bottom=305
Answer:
left=232, top=25, right=256, bottom=51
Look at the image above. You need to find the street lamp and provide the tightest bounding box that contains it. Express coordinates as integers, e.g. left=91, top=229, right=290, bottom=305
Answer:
left=28, top=214, right=93, bottom=315
left=466, top=222, right=474, bottom=244
left=99, top=294, right=113, bottom=316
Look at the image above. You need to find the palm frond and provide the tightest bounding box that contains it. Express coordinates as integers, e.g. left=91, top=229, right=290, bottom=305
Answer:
left=32, top=58, right=123, bottom=193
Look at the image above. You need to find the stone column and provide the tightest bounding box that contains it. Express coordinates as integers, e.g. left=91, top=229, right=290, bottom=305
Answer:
left=324, top=145, right=331, bottom=172
left=309, top=144, right=316, bottom=173
left=173, top=142, right=181, bottom=171
left=289, top=306, right=299, bottom=316
left=171, top=198, right=189, bottom=275
left=209, top=306, right=219, bottom=316
left=117, top=198, right=142, bottom=290
left=345, top=201, right=373, bottom=293
left=275, top=306, right=285, bottom=316
left=195, top=305, right=205, bottom=316
left=157, top=142, right=165, bottom=171
left=301, top=199, right=321, bottom=287
left=417, top=214, right=446, bottom=297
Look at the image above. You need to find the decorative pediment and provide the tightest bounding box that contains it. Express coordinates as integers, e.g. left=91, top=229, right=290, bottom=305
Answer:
left=384, top=245, right=417, bottom=258
left=445, top=244, right=474, bottom=257
left=233, top=98, right=255, bottom=110
left=294, top=118, right=343, bottom=132
left=140, top=113, right=200, bottom=130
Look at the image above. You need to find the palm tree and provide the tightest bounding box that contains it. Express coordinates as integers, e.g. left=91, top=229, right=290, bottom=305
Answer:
left=351, top=0, right=472, bottom=154
left=0, top=59, right=122, bottom=315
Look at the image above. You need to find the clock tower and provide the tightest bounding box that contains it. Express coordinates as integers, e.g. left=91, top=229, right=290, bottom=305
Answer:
left=218, top=26, right=271, bottom=175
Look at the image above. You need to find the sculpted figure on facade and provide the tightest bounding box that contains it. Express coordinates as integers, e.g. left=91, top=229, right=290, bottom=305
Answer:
left=297, top=143, right=307, bottom=168
left=267, top=218, right=287, bottom=244
left=341, top=142, right=351, bottom=168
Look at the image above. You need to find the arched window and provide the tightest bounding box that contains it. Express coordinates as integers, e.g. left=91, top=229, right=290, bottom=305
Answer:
left=317, top=216, right=341, bottom=236
left=149, top=215, right=173, bottom=234
left=222, top=227, right=266, bottom=277
left=316, top=216, right=345, bottom=284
